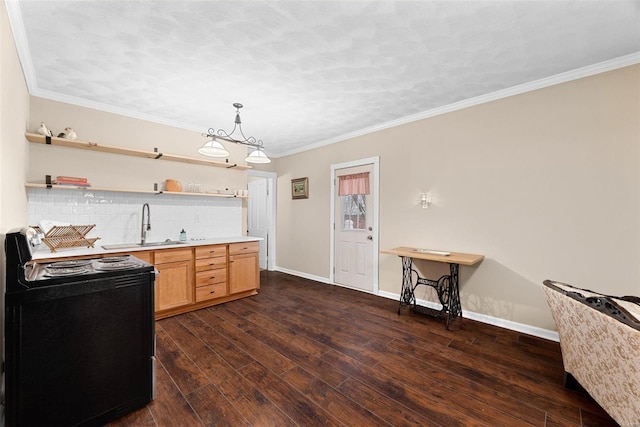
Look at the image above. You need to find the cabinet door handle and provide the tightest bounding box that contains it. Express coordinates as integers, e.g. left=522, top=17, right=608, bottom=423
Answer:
left=209, top=290, right=216, bottom=294
left=210, top=276, right=216, bottom=280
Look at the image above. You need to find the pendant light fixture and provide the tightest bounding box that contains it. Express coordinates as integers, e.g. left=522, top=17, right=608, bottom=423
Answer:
left=200, top=103, right=271, bottom=164
left=198, top=137, right=229, bottom=158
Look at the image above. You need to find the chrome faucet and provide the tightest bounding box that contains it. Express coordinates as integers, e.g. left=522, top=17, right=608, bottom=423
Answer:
left=141, top=203, right=151, bottom=245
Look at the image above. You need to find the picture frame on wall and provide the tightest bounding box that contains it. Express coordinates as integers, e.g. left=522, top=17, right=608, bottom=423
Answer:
left=291, top=177, right=309, bottom=199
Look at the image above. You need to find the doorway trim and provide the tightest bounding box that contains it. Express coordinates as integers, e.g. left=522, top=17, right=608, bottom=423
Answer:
left=247, top=169, right=277, bottom=271
left=330, top=156, right=380, bottom=293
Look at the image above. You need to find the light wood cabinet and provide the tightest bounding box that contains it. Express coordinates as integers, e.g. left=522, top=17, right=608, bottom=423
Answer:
left=36, top=240, right=260, bottom=320
left=229, top=242, right=260, bottom=294
left=194, top=244, right=228, bottom=303
left=131, top=251, right=153, bottom=264
left=154, top=248, right=193, bottom=312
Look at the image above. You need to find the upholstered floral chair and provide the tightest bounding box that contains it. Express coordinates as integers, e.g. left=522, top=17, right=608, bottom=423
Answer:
left=542, top=280, right=640, bottom=426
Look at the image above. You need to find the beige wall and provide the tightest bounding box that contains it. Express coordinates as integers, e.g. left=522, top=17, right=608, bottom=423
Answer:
left=3, top=0, right=639, bottom=333
left=1, top=0, right=29, bottom=234
left=1, top=0, right=30, bottom=404
left=274, top=65, right=640, bottom=331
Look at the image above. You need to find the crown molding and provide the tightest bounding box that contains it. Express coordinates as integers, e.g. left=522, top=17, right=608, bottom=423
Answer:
left=7, top=0, right=639, bottom=160
left=5, top=0, right=37, bottom=93
left=31, top=88, right=206, bottom=134
left=275, top=52, right=640, bottom=158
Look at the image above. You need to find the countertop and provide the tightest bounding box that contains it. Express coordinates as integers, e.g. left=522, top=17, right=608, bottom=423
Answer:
left=32, top=236, right=262, bottom=261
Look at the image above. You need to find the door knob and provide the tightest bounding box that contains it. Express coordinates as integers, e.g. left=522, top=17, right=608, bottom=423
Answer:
left=367, top=235, right=373, bottom=240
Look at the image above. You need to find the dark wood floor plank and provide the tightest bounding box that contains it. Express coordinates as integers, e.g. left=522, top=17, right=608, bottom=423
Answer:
left=229, top=300, right=289, bottom=335
left=107, top=405, right=156, bottom=427
left=226, top=308, right=353, bottom=387
left=545, top=413, right=582, bottom=427
left=321, top=348, right=481, bottom=426
left=195, top=350, right=296, bottom=427
left=189, top=306, right=226, bottom=327
left=448, top=336, right=565, bottom=384
left=514, top=333, right=564, bottom=362
left=239, top=361, right=343, bottom=426
left=281, top=365, right=393, bottom=426
left=216, top=304, right=333, bottom=359
left=580, top=407, right=620, bottom=427
left=217, top=319, right=297, bottom=375
left=160, top=316, right=214, bottom=363
left=186, top=384, right=251, bottom=427
left=336, top=378, right=438, bottom=427
left=369, top=339, right=543, bottom=425
left=179, top=311, right=256, bottom=370
left=273, top=308, right=385, bottom=366
left=155, top=326, right=211, bottom=396
left=386, top=336, right=592, bottom=424
left=112, top=271, right=620, bottom=427
left=146, top=362, right=204, bottom=426
left=265, top=286, right=401, bottom=347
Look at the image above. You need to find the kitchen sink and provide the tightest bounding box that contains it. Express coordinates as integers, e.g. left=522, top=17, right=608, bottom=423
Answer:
left=102, top=240, right=187, bottom=250
left=140, top=240, right=186, bottom=247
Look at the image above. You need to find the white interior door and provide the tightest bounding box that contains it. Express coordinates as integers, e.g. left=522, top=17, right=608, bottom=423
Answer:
left=248, top=178, right=268, bottom=269
left=333, top=163, right=375, bottom=292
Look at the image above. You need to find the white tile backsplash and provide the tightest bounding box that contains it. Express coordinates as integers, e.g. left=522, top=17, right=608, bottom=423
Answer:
left=27, top=188, right=242, bottom=244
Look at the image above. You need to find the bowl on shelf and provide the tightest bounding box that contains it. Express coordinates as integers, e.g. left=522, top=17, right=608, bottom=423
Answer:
left=165, top=179, right=182, bottom=192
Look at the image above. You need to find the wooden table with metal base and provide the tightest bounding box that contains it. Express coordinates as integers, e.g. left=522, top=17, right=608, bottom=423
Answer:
left=381, top=247, right=484, bottom=329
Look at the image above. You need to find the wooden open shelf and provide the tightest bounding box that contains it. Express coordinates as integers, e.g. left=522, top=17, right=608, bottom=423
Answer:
left=25, top=183, right=249, bottom=199
left=25, top=133, right=252, bottom=170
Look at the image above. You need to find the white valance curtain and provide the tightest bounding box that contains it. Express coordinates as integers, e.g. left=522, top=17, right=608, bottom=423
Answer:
left=338, top=172, right=370, bottom=196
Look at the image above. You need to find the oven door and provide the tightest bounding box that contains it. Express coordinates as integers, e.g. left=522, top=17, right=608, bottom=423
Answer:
left=5, top=269, right=155, bottom=427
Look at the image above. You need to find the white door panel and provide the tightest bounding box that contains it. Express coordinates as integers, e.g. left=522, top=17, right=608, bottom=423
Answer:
left=355, top=242, right=367, bottom=275
left=333, top=163, right=375, bottom=292
left=248, top=178, right=268, bottom=269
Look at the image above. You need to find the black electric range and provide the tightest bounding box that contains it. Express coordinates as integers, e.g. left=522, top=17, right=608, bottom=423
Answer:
left=5, top=228, right=156, bottom=427
left=23, top=254, right=150, bottom=284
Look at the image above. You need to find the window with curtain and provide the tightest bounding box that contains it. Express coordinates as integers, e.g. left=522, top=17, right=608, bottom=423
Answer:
left=339, top=172, right=370, bottom=231
left=338, top=172, right=370, bottom=196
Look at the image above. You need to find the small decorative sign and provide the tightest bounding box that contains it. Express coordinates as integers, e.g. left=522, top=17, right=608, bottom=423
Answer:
left=291, top=177, right=309, bottom=199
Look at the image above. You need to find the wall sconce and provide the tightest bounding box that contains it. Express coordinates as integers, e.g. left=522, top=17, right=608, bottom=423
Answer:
left=420, top=192, right=431, bottom=209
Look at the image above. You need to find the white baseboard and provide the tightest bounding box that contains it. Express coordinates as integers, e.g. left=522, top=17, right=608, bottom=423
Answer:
left=273, top=266, right=334, bottom=285
left=273, top=267, right=559, bottom=342
left=377, top=290, right=559, bottom=341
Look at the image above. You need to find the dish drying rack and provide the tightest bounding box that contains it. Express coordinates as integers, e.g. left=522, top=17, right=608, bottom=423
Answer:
left=32, top=225, right=100, bottom=252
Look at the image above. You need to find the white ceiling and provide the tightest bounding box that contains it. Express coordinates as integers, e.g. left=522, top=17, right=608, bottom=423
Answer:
left=7, top=1, right=640, bottom=157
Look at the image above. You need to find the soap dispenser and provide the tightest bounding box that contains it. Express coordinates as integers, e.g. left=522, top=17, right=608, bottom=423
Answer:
left=179, top=229, right=187, bottom=241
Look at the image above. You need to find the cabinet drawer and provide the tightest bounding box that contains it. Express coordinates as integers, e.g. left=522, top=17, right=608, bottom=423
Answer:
left=131, top=251, right=153, bottom=264
left=195, top=245, right=227, bottom=259
left=229, top=241, right=259, bottom=255
left=154, top=248, right=192, bottom=264
left=195, top=282, right=227, bottom=302
left=195, top=269, right=227, bottom=287
left=195, top=256, right=227, bottom=272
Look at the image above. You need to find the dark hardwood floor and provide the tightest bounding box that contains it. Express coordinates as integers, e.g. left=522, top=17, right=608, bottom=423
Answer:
left=109, top=271, right=619, bottom=427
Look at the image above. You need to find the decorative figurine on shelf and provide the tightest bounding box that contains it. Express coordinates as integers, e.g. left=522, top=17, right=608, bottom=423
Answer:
left=37, top=122, right=53, bottom=137
left=57, top=127, right=77, bottom=140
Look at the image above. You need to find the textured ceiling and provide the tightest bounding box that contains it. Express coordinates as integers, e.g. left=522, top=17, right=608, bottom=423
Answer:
left=8, top=1, right=640, bottom=157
